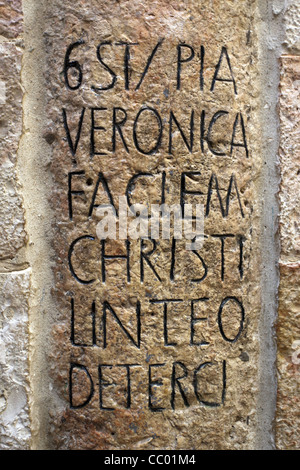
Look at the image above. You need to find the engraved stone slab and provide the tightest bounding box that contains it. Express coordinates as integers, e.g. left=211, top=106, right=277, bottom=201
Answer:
left=0, top=0, right=23, bottom=40
left=44, top=0, right=262, bottom=449
left=279, top=56, right=300, bottom=261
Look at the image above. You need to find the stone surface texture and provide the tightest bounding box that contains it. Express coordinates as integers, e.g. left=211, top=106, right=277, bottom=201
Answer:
left=277, top=55, right=300, bottom=450
left=0, top=0, right=23, bottom=40
left=0, top=0, right=298, bottom=453
left=0, top=0, right=31, bottom=450
left=284, top=1, right=300, bottom=52
left=0, top=270, right=31, bottom=449
left=0, top=42, right=27, bottom=262
left=42, top=0, right=263, bottom=450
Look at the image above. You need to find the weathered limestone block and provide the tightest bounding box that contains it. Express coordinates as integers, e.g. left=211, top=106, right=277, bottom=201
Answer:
left=284, top=1, right=300, bottom=52
left=0, top=0, right=31, bottom=450
left=0, top=270, right=31, bottom=450
left=277, top=56, right=300, bottom=450
left=279, top=56, right=300, bottom=261
left=43, top=0, right=262, bottom=449
left=0, top=42, right=26, bottom=261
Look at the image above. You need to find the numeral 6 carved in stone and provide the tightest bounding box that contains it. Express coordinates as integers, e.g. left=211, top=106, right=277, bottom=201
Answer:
left=64, top=40, right=85, bottom=90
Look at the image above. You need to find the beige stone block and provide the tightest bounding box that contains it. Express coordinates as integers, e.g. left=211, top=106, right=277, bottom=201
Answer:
left=0, top=269, right=31, bottom=450
left=0, top=42, right=26, bottom=261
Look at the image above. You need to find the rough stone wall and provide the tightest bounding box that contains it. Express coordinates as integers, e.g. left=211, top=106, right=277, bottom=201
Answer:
left=276, top=0, right=300, bottom=447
